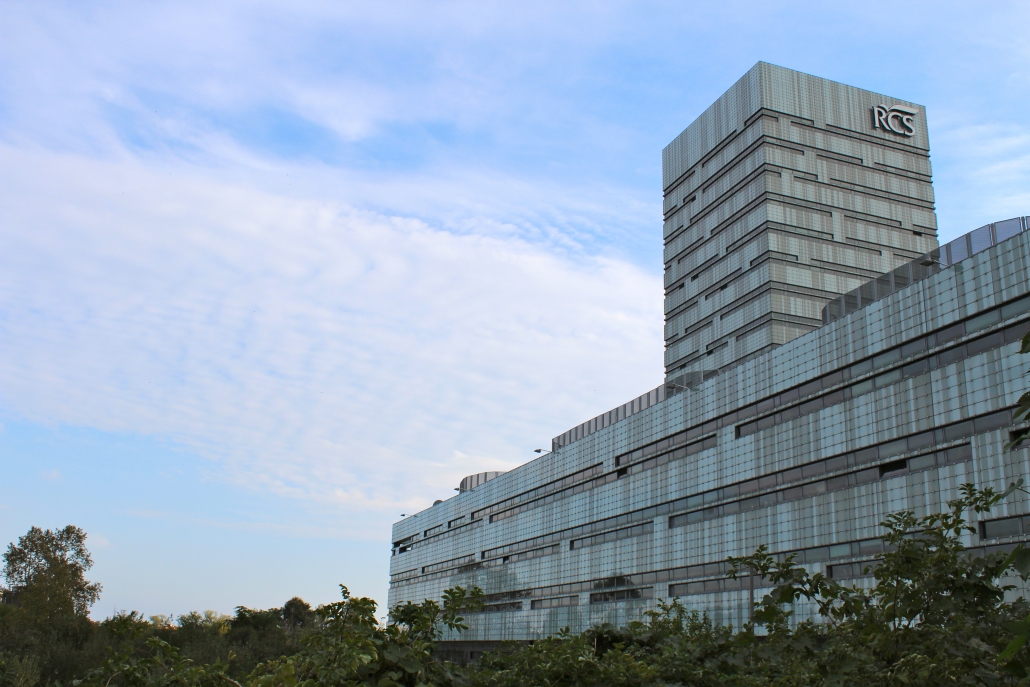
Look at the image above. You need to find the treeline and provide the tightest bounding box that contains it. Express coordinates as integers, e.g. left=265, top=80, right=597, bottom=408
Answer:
left=6, top=483, right=1030, bottom=686
left=0, top=597, right=319, bottom=685
left=0, top=525, right=321, bottom=685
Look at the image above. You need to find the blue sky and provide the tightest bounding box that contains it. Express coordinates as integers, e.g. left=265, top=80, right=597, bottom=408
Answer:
left=0, top=0, right=1028, bottom=619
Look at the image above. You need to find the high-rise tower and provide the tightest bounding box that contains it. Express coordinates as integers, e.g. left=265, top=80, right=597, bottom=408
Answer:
left=388, top=62, right=1030, bottom=659
left=662, top=63, right=938, bottom=382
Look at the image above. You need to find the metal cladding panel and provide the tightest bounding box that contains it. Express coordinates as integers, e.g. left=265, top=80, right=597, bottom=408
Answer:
left=757, top=62, right=930, bottom=152
left=662, top=63, right=763, bottom=190
left=660, top=63, right=938, bottom=380
left=661, top=62, right=929, bottom=191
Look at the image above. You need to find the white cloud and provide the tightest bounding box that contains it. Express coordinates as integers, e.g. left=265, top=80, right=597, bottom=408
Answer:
left=0, top=145, right=663, bottom=538
left=932, top=119, right=1030, bottom=237
left=2, top=0, right=1029, bottom=552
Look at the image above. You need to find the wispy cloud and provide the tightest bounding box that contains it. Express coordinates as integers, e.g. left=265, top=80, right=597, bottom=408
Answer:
left=0, top=144, right=662, bottom=537
left=933, top=120, right=1030, bottom=234
left=1, top=0, right=1029, bottom=612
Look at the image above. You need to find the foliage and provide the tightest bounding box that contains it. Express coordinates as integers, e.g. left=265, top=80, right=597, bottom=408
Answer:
left=2, top=525, right=101, bottom=621
left=0, top=526, right=102, bottom=687
left=72, top=611, right=232, bottom=687
left=723, top=482, right=1030, bottom=685
left=53, top=584, right=484, bottom=687
left=1009, top=330, right=1030, bottom=450
left=246, top=584, right=482, bottom=687
left=465, top=605, right=757, bottom=687
left=282, top=598, right=315, bottom=631
left=171, top=606, right=294, bottom=675
left=0, top=652, right=41, bottom=687
left=7, top=479, right=1030, bottom=686
left=0, top=524, right=326, bottom=686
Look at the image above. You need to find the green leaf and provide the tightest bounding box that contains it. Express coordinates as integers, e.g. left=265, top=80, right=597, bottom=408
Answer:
left=382, top=643, right=406, bottom=663
left=1000, top=634, right=1027, bottom=661
left=1002, top=478, right=1026, bottom=499
left=1009, top=546, right=1030, bottom=577
left=398, top=655, right=422, bottom=674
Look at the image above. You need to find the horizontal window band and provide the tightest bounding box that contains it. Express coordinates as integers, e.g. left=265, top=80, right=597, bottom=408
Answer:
left=531, top=595, right=579, bottom=610
left=668, top=442, right=972, bottom=529
left=481, top=501, right=668, bottom=560
left=981, top=513, right=1030, bottom=540
left=490, top=469, right=621, bottom=523
left=435, top=532, right=1017, bottom=607
left=465, top=601, right=523, bottom=614
left=472, top=463, right=603, bottom=521
left=618, top=436, right=717, bottom=475
left=397, top=528, right=1027, bottom=609
left=395, top=424, right=994, bottom=589
left=620, top=292, right=1030, bottom=464
left=393, top=518, right=479, bottom=554
left=389, top=569, right=418, bottom=582
left=672, top=540, right=1026, bottom=598
left=827, top=559, right=880, bottom=581
left=590, top=587, right=653, bottom=605
left=421, top=554, right=476, bottom=575
left=736, top=319, right=1028, bottom=438
left=613, top=413, right=1002, bottom=545
left=481, top=544, right=561, bottom=565
left=468, top=413, right=1003, bottom=577
left=570, top=522, right=654, bottom=550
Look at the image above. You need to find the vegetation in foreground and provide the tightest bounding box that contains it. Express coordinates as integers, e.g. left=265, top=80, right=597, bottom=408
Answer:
left=2, top=483, right=1030, bottom=687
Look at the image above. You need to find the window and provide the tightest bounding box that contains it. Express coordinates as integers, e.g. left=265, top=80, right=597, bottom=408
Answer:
left=983, top=518, right=1023, bottom=539
left=589, top=588, right=652, bottom=604
left=531, top=596, right=578, bottom=610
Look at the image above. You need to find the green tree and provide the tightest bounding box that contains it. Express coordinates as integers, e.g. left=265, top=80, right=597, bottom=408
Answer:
left=0, top=653, right=40, bottom=687
left=2, top=525, right=101, bottom=621
left=724, top=482, right=1030, bottom=686
left=0, top=526, right=104, bottom=684
left=468, top=625, right=658, bottom=687
left=73, top=586, right=483, bottom=687
left=73, top=611, right=231, bottom=687
left=282, top=597, right=314, bottom=631
left=248, top=584, right=482, bottom=687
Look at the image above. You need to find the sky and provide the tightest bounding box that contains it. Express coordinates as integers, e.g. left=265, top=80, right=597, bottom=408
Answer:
left=0, top=0, right=1028, bottom=620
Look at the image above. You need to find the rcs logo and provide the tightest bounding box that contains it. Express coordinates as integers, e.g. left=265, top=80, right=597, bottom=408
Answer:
left=872, top=104, right=917, bottom=137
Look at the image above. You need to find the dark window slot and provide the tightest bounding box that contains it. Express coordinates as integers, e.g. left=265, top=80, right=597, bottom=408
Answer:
left=878, top=459, right=908, bottom=477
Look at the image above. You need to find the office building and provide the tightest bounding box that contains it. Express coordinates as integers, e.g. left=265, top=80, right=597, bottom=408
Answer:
left=661, top=62, right=938, bottom=382
left=387, top=63, right=1030, bottom=657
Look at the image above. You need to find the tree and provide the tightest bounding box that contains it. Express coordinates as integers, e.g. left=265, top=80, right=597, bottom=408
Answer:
left=724, top=482, right=1030, bottom=685
left=2, top=525, right=101, bottom=622
left=74, top=612, right=232, bottom=687
left=282, top=597, right=314, bottom=630
left=75, top=585, right=485, bottom=687
left=247, top=584, right=483, bottom=687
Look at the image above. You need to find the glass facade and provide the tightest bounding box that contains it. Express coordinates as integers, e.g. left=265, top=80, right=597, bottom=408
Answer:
left=387, top=63, right=1030, bottom=652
